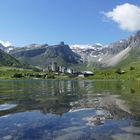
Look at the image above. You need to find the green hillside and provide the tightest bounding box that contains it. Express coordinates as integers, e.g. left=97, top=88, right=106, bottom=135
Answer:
left=0, top=49, right=23, bottom=67
left=117, top=47, right=140, bottom=67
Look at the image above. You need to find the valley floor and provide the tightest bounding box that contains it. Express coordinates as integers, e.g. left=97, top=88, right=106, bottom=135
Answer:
left=1, top=62, right=140, bottom=80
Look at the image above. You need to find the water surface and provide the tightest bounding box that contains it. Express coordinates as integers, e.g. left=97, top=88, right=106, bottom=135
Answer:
left=0, top=80, right=140, bottom=140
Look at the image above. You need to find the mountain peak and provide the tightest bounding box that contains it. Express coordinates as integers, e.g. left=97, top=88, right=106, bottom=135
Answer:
left=59, top=41, right=65, bottom=46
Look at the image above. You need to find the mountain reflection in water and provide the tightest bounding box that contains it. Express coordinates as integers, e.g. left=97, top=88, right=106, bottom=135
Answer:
left=0, top=80, right=140, bottom=140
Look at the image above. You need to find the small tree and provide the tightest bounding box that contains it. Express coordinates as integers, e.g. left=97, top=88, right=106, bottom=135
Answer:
left=12, top=73, right=24, bottom=78
left=47, top=72, right=55, bottom=79
left=130, top=66, right=135, bottom=70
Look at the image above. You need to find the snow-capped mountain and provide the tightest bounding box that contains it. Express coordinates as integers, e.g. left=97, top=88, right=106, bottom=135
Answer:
left=70, top=39, right=131, bottom=67
left=70, top=44, right=103, bottom=64
left=0, top=42, right=14, bottom=53
left=2, top=31, right=140, bottom=68
left=70, top=31, right=140, bottom=67
left=70, top=44, right=102, bottom=52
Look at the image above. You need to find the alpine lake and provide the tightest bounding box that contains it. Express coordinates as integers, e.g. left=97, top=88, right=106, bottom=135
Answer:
left=0, top=80, right=140, bottom=140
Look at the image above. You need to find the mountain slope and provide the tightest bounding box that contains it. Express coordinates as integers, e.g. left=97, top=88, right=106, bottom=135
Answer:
left=0, top=49, right=23, bottom=67
left=70, top=31, right=140, bottom=67
left=6, top=31, right=140, bottom=68
left=106, top=31, right=140, bottom=67
left=102, top=47, right=131, bottom=67
left=10, top=42, right=82, bottom=68
left=0, top=43, right=14, bottom=52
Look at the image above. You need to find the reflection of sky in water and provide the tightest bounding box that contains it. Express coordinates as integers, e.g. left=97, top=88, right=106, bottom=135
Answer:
left=0, top=109, right=133, bottom=140
left=0, top=80, right=140, bottom=140
left=0, top=103, right=17, bottom=111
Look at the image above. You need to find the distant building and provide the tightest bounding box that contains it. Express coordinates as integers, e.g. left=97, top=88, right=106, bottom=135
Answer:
left=78, top=74, right=85, bottom=78
left=43, top=65, right=52, bottom=72
left=58, top=66, right=62, bottom=72
left=61, top=66, right=67, bottom=73
left=43, top=68, right=48, bottom=72
left=51, top=62, right=58, bottom=72
left=82, top=71, right=94, bottom=77
left=67, top=68, right=73, bottom=74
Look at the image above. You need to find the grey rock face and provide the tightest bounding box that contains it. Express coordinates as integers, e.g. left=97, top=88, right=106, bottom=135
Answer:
left=10, top=43, right=82, bottom=67
left=71, top=31, right=140, bottom=67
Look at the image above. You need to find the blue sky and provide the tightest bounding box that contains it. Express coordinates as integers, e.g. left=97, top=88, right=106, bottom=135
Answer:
left=0, top=0, right=140, bottom=47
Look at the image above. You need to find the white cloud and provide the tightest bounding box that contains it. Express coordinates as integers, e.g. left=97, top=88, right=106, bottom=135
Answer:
left=0, top=40, right=12, bottom=47
left=104, top=3, right=140, bottom=32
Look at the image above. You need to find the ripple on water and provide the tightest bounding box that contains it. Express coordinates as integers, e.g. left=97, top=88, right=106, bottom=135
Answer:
left=0, top=103, right=17, bottom=111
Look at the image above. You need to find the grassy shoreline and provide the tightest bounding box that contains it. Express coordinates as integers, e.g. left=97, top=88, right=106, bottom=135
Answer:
left=1, top=64, right=140, bottom=80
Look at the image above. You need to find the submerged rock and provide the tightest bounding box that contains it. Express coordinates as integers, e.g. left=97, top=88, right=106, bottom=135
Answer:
left=83, top=108, right=112, bottom=126
left=83, top=116, right=105, bottom=126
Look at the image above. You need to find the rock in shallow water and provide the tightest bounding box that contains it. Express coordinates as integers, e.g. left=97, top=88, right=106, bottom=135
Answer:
left=83, top=109, right=113, bottom=126
left=83, top=116, right=105, bottom=126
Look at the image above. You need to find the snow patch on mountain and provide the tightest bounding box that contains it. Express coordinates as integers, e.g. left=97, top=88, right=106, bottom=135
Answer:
left=95, top=43, right=103, bottom=46
left=70, top=44, right=102, bottom=50
left=0, top=40, right=12, bottom=47
left=0, top=40, right=14, bottom=53
left=70, top=44, right=104, bottom=64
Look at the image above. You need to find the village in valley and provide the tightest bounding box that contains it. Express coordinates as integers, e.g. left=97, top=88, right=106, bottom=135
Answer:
left=42, top=62, right=94, bottom=78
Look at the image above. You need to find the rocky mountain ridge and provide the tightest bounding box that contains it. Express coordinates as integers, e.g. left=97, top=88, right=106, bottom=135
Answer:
left=70, top=31, right=140, bottom=67
left=9, top=42, right=82, bottom=68
left=1, top=31, right=140, bottom=68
